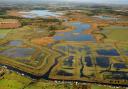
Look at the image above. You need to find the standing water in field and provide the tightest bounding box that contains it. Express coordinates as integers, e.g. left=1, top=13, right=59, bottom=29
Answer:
left=0, top=48, right=35, bottom=58
left=54, top=22, right=94, bottom=41
left=7, top=40, right=23, bottom=46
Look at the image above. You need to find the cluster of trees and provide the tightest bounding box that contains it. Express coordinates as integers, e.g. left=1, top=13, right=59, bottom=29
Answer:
left=0, top=15, right=23, bottom=19
left=19, top=19, right=34, bottom=26
left=47, top=25, right=66, bottom=31
left=88, top=8, right=113, bottom=16
left=87, top=7, right=128, bottom=16
left=113, top=11, right=128, bottom=16
left=47, top=25, right=66, bottom=36
left=43, top=18, right=62, bottom=25
left=0, top=10, right=6, bottom=15
left=20, top=18, right=63, bottom=27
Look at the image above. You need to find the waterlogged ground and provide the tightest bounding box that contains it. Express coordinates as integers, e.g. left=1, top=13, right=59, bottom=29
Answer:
left=54, top=22, right=94, bottom=41
left=0, top=9, right=128, bottom=88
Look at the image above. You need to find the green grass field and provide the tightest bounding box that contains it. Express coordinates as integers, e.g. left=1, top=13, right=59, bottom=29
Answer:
left=0, top=29, right=12, bottom=39
left=0, top=71, right=72, bottom=89
left=0, top=72, right=32, bottom=89
left=92, top=85, right=125, bottom=89
left=24, top=81, right=72, bottom=89
left=1, top=71, right=124, bottom=89
left=103, top=26, right=128, bottom=41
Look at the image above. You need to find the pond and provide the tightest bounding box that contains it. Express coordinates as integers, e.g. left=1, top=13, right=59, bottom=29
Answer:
left=96, top=56, right=110, bottom=68
left=0, top=47, right=35, bottom=58
left=7, top=40, right=23, bottom=46
left=57, top=70, right=73, bottom=76
left=97, top=49, right=120, bottom=56
left=19, top=10, right=63, bottom=18
left=54, top=22, right=94, bottom=41
left=63, top=56, right=74, bottom=67
left=113, top=63, right=127, bottom=69
left=85, top=56, right=93, bottom=67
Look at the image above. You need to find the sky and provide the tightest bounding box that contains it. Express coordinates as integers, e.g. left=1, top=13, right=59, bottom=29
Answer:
left=63, top=0, right=128, bottom=4
left=0, top=0, right=128, bottom=5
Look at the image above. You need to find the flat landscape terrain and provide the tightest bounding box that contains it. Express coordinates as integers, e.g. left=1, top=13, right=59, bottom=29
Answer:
left=0, top=2, right=128, bottom=89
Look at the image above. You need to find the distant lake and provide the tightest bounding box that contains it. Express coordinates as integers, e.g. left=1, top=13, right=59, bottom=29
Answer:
left=19, top=10, right=63, bottom=18
left=93, top=16, right=118, bottom=20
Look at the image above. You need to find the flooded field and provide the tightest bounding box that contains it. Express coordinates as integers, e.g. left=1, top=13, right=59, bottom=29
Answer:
left=85, top=56, right=93, bottom=67
left=96, top=49, right=120, bottom=56
left=7, top=40, right=23, bottom=46
left=54, top=22, right=94, bottom=41
left=0, top=47, right=35, bottom=58
left=0, top=2, right=128, bottom=88
left=96, top=56, right=110, bottom=68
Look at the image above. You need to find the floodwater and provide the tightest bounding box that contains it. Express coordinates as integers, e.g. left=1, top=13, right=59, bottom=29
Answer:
left=85, top=56, right=93, bottom=67
left=0, top=48, right=35, bottom=58
left=7, top=40, right=23, bottom=46
left=64, top=56, right=74, bottom=67
left=97, top=49, right=120, bottom=56
left=54, top=22, right=94, bottom=41
left=96, top=56, right=110, bottom=68
left=113, top=63, right=127, bottom=69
